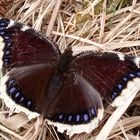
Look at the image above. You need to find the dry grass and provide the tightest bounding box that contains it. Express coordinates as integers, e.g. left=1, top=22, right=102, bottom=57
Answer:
left=0, top=0, right=140, bottom=140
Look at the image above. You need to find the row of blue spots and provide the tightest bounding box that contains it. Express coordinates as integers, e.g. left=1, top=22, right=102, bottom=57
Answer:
left=0, top=18, right=12, bottom=67
left=111, top=70, right=140, bottom=100
left=6, top=79, right=33, bottom=110
left=51, top=107, right=97, bottom=125
left=0, top=18, right=10, bottom=30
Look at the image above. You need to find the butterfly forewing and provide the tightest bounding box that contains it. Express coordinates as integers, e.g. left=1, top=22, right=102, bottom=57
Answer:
left=0, top=18, right=60, bottom=72
left=70, top=52, right=140, bottom=105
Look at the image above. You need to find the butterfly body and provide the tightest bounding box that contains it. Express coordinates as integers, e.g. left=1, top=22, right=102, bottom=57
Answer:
left=0, top=18, right=140, bottom=136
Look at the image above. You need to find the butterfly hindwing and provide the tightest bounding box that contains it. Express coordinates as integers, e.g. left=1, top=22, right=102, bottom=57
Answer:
left=0, top=64, right=104, bottom=135
left=0, top=63, right=56, bottom=118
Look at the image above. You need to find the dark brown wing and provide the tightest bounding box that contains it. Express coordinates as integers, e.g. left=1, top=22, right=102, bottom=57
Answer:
left=0, top=63, right=55, bottom=117
left=0, top=18, right=60, bottom=72
left=46, top=71, right=103, bottom=122
left=0, top=65, right=103, bottom=135
left=69, top=51, right=140, bottom=106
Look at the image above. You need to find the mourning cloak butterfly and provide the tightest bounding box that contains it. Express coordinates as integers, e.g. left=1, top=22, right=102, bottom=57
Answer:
left=0, top=18, right=140, bottom=136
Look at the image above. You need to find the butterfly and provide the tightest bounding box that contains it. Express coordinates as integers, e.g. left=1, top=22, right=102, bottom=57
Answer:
left=0, top=18, right=140, bottom=136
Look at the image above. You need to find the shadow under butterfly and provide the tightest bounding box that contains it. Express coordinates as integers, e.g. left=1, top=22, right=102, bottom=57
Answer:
left=0, top=18, right=140, bottom=136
